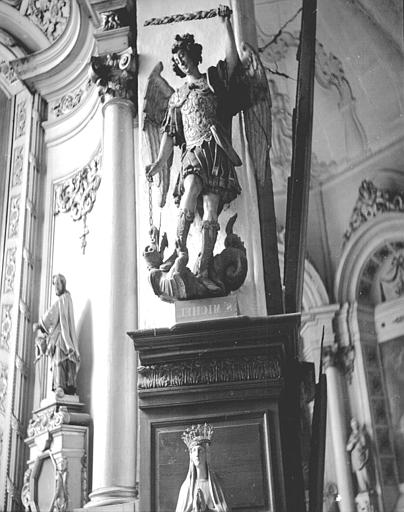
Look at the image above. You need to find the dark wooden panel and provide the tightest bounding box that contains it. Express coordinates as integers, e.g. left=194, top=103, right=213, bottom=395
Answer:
left=153, top=416, right=272, bottom=512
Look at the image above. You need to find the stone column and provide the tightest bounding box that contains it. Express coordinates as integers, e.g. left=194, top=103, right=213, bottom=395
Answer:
left=86, top=47, right=138, bottom=509
left=323, top=346, right=355, bottom=512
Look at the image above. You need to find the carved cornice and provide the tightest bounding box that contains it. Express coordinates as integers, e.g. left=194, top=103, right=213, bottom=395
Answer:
left=344, top=180, right=404, bottom=244
left=138, top=355, right=282, bottom=390
left=90, top=47, right=137, bottom=104
left=24, top=0, right=70, bottom=43
left=323, top=344, right=355, bottom=382
left=54, top=151, right=101, bottom=253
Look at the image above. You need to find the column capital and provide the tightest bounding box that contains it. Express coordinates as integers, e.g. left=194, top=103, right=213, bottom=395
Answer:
left=323, top=344, right=355, bottom=381
left=90, top=47, right=137, bottom=110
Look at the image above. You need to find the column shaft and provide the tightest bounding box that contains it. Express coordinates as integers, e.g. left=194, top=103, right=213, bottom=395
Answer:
left=88, top=98, right=137, bottom=507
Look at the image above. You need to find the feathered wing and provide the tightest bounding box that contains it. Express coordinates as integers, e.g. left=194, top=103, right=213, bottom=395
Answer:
left=142, top=62, right=174, bottom=207
left=239, top=42, right=272, bottom=187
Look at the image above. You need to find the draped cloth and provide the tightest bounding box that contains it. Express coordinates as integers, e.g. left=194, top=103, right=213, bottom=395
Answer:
left=175, top=455, right=229, bottom=512
left=40, top=291, right=80, bottom=394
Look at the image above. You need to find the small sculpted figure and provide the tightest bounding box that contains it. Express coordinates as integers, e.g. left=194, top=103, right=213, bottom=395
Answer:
left=346, top=419, right=372, bottom=493
left=33, top=274, right=80, bottom=396
left=176, top=423, right=230, bottom=512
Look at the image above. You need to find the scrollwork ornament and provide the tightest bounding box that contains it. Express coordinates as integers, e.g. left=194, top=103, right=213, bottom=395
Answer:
left=12, top=146, right=24, bottom=187
left=27, top=406, right=71, bottom=437
left=21, top=468, right=32, bottom=512
left=344, top=180, right=404, bottom=244
left=0, top=363, right=8, bottom=414
left=54, top=152, right=101, bottom=253
left=52, top=80, right=92, bottom=118
left=15, top=101, right=27, bottom=138
left=138, top=354, right=282, bottom=390
left=90, top=48, right=137, bottom=104
left=8, top=195, right=21, bottom=238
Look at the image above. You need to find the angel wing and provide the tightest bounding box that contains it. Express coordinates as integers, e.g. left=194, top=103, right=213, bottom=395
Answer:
left=239, top=42, right=272, bottom=187
left=142, top=62, right=174, bottom=207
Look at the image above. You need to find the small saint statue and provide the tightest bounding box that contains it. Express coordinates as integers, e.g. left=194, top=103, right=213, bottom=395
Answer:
left=33, top=274, right=80, bottom=397
left=346, top=418, right=372, bottom=493
left=175, top=423, right=230, bottom=512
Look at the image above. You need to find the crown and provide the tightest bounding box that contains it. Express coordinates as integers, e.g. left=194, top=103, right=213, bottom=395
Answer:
left=181, top=423, right=214, bottom=450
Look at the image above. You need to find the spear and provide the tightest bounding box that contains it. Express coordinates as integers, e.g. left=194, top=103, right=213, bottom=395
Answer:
left=144, top=5, right=232, bottom=27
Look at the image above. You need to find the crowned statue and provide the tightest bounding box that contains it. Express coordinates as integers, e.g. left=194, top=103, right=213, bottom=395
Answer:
left=143, top=5, right=272, bottom=302
left=176, top=423, right=230, bottom=512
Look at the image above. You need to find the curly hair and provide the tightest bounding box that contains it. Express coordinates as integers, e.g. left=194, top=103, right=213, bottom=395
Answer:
left=171, top=33, right=202, bottom=78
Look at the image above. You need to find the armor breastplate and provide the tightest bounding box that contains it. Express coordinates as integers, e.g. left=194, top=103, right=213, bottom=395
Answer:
left=181, top=86, right=218, bottom=148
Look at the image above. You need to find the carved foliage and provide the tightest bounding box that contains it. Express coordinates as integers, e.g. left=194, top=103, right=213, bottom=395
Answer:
left=3, top=247, right=17, bottom=293
left=0, top=60, right=18, bottom=85
left=0, top=362, right=8, bottom=415
left=0, top=305, right=12, bottom=351
left=344, top=180, right=404, bottom=243
left=25, top=0, right=70, bottom=42
left=138, top=354, right=282, bottom=389
left=15, top=100, right=27, bottom=138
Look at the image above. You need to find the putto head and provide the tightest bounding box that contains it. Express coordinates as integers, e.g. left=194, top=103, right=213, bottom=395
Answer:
left=171, top=33, right=202, bottom=77
left=182, top=423, right=214, bottom=450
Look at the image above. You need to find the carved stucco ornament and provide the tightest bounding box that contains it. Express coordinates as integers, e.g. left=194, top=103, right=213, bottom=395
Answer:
left=27, top=405, right=71, bottom=437
left=323, top=344, right=355, bottom=383
left=0, top=305, right=12, bottom=351
left=0, top=60, right=19, bottom=86
left=138, top=354, right=282, bottom=390
left=54, top=152, right=101, bottom=254
left=0, top=362, right=8, bottom=415
left=89, top=47, right=137, bottom=104
left=51, top=79, right=93, bottom=118
left=344, top=180, right=404, bottom=244
left=24, top=0, right=70, bottom=43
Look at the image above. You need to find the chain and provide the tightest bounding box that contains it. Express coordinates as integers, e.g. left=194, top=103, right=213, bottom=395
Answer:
left=144, top=5, right=232, bottom=27
left=147, top=177, right=154, bottom=229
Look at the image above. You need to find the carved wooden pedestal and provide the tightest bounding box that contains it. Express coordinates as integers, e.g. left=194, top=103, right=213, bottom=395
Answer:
left=129, top=314, right=301, bottom=512
left=22, top=399, right=90, bottom=512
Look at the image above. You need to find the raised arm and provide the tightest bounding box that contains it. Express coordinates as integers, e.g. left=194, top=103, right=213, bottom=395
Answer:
left=145, top=132, right=174, bottom=180
left=219, top=5, right=239, bottom=78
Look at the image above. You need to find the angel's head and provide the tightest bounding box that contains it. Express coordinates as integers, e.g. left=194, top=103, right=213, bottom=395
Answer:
left=171, top=33, right=202, bottom=78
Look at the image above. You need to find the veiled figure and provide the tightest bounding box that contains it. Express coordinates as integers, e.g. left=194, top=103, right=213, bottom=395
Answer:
left=34, top=274, right=80, bottom=395
left=176, top=423, right=230, bottom=512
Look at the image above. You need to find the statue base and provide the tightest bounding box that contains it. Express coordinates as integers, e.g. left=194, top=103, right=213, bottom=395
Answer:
left=355, top=490, right=378, bottom=512
left=22, top=400, right=90, bottom=512
left=175, top=295, right=239, bottom=324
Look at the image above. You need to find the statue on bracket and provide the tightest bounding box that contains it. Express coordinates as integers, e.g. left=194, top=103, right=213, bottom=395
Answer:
left=176, top=423, right=230, bottom=512
left=33, top=274, right=80, bottom=398
left=346, top=418, right=375, bottom=494
left=143, top=5, right=272, bottom=302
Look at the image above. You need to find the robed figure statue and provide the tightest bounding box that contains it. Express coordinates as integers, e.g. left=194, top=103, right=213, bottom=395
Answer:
left=176, top=423, right=230, bottom=512
left=143, top=6, right=272, bottom=302
left=33, top=274, right=80, bottom=396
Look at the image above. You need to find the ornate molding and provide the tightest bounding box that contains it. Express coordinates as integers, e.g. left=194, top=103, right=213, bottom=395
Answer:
left=51, top=78, right=92, bottom=118
left=27, top=405, right=71, bottom=437
left=3, top=247, right=17, bottom=293
left=0, top=60, right=19, bottom=86
left=90, top=47, right=137, bottom=104
left=323, top=344, right=355, bottom=382
left=54, top=151, right=101, bottom=253
left=0, top=362, right=8, bottom=415
left=8, top=195, right=21, bottom=238
left=24, top=0, right=70, bottom=43
left=0, top=305, right=12, bottom=351
left=101, top=10, right=121, bottom=31
left=81, top=453, right=88, bottom=506
left=21, top=468, right=32, bottom=512
left=138, top=355, right=282, bottom=390
left=344, top=180, right=404, bottom=244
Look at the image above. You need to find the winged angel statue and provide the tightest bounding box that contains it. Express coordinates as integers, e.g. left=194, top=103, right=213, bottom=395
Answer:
left=143, top=6, right=272, bottom=302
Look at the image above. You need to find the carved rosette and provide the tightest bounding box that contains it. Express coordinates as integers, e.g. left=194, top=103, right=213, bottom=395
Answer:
left=90, top=48, right=137, bottom=105
left=25, top=0, right=70, bottom=42
left=27, top=405, right=71, bottom=437
left=0, top=305, right=12, bottom=351
left=344, top=180, right=404, bottom=244
left=54, top=151, right=101, bottom=253
left=323, top=344, right=355, bottom=381
left=138, top=355, right=282, bottom=390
